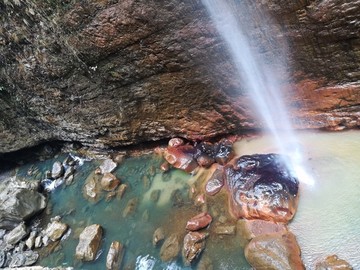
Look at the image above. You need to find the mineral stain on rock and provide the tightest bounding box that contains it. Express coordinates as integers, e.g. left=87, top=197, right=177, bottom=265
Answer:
left=224, top=154, right=299, bottom=223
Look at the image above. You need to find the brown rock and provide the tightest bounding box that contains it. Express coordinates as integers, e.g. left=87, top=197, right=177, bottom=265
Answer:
left=160, top=234, right=180, bottom=262
left=315, top=255, right=353, bottom=270
left=237, top=219, right=288, bottom=241
left=75, top=224, right=103, bottom=261
left=106, top=241, right=125, bottom=270
left=182, top=231, right=207, bottom=266
left=83, top=173, right=101, bottom=202
left=245, top=231, right=305, bottom=270
left=168, top=138, right=185, bottom=147
left=224, top=154, right=299, bottom=223
left=186, top=212, right=212, bottom=231
left=100, top=173, right=120, bottom=191
left=205, top=164, right=224, bottom=196
left=163, top=145, right=198, bottom=173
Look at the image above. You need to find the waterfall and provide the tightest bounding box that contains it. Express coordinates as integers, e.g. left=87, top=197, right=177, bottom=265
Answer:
left=202, top=0, right=314, bottom=185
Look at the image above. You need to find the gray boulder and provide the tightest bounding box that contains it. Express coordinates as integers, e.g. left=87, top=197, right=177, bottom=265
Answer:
left=0, top=177, right=47, bottom=229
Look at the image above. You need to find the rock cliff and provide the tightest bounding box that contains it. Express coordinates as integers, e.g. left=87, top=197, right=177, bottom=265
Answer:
left=0, top=0, right=359, bottom=153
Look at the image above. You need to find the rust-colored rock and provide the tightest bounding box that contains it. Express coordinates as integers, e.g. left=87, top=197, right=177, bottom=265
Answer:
left=245, top=231, right=305, bottom=270
left=163, top=145, right=198, bottom=173
left=205, top=164, right=224, bottom=196
left=186, top=212, right=212, bottom=231
left=106, top=241, right=125, bottom=270
left=224, top=154, right=299, bottom=223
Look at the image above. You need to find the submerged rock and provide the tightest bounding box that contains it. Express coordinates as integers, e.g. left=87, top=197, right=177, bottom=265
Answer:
left=160, top=234, right=181, bottom=262
left=106, top=241, right=125, bottom=270
left=152, top=227, right=165, bottom=247
left=122, top=198, right=138, bottom=218
left=100, top=173, right=120, bottom=191
left=237, top=219, right=288, bottom=241
left=245, top=231, right=304, bottom=270
left=75, top=224, right=103, bottom=261
left=0, top=177, right=46, bottom=230
left=315, top=255, right=353, bottom=270
left=186, top=212, right=212, bottom=231
left=182, top=231, right=207, bottom=266
left=224, top=154, right=299, bottom=222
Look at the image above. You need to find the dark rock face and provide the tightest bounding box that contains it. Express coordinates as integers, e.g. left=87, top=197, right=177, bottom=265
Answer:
left=224, top=154, right=299, bottom=222
left=0, top=0, right=359, bottom=153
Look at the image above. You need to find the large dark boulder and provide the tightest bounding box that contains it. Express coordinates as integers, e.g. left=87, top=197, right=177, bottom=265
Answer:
left=224, top=154, right=299, bottom=223
left=0, top=0, right=359, bottom=153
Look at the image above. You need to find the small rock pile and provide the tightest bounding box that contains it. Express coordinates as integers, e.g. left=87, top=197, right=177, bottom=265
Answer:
left=0, top=216, right=69, bottom=268
left=83, top=158, right=128, bottom=203
left=41, top=155, right=79, bottom=192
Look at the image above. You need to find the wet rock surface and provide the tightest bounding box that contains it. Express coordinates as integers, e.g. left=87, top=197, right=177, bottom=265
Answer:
left=245, top=231, right=305, bottom=270
left=224, top=154, right=299, bottom=222
left=237, top=219, right=288, bottom=241
left=182, top=231, right=207, bottom=266
left=160, top=234, right=181, bottom=262
left=75, top=224, right=103, bottom=261
left=186, top=212, right=212, bottom=231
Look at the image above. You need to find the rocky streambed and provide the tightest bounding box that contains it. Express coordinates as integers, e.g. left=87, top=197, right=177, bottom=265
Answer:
left=0, top=131, right=359, bottom=269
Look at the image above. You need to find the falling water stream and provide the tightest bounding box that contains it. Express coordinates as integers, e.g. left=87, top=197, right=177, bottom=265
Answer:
left=201, top=0, right=313, bottom=185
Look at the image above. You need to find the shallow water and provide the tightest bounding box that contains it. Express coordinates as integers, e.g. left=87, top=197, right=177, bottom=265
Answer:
left=16, top=153, right=249, bottom=269
left=234, top=130, right=360, bottom=268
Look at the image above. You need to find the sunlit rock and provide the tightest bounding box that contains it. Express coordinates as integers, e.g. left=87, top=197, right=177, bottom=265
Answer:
left=43, top=218, right=68, bottom=242
left=100, top=173, right=120, bottom=191
left=245, top=231, right=304, bottom=270
left=75, top=224, right=103, bottom=261
left=168, top=138, right=185, bottom=147
left=182, top=231, right=207, bottom=266
left=99, top=159, right=117, bottom=174
left=224, top=154, right=299, bottom=223
left=106, top=241, right=125, bottom=270
left=315, top=255, right=353, bottom=270
left=160, top=234, right=180, bottom=262
left=51, top=161, right=64, bottom=179
left=83, top=173, right=102, bottom=202
left=186, top=212, right=212, bottom=231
